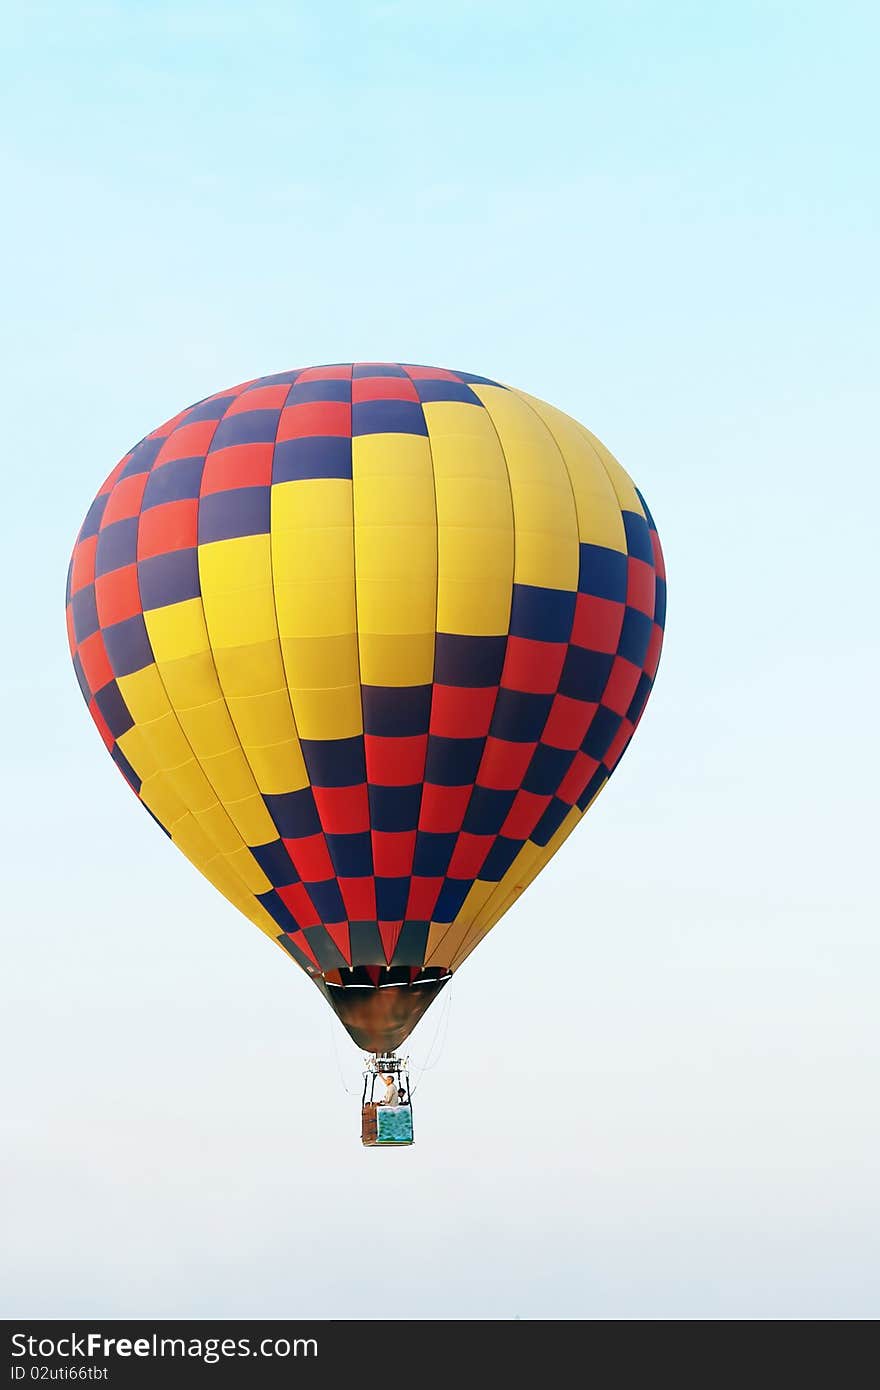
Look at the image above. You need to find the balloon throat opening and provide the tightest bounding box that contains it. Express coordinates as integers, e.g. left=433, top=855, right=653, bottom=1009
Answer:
left=317, top=970, right=451, bottom=1054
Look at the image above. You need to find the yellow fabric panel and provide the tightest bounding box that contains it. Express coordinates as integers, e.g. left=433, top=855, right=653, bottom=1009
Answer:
left=138, top=771, right=187, bottom=831
left=144, top=597, right=211, bottom=663
left=175, top=700, right=240, bottom=758
left=423, top=401, right=514, bottom=637
left=578, top=425, right=645, bottom=518
left=224, top=843, right=273, bottom=895
left=353, top=432, right=437, bottom=686
left=472, top=386, right=579, bottom=593
left=157, top=651, right=226, bottom=710
left=192, top=799, right=246, bottom=853
left=424, top=879, right=497, bottom=969
left=115, top=724, right=159, bottom=782
left=243, top=739, right=309, bottom=795
left=511, top=391, right=627, bottom=553
left=197, top=745, right=264, bottom=802
left=116, top=664, right=169, bottom=724
left=271, top=479, right=364, bottom=742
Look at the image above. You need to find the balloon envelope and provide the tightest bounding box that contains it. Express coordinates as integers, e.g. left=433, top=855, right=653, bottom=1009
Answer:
left=67, top=363, right=665, bottom=1051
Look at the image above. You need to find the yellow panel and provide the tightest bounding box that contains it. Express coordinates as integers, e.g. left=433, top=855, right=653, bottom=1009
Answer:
left=511, top=390, right=626, bottom=553
left=224, top=843, right=273, bottom=894
left=202, top=582, right=279, bottom=649
left=139, top=772, right=187, bottom=831
left=115, top=725, right=158, bottom=781
left=116, top=664, right=168, bottom=723
left=280, top=633, right=359, bottom=688
left=137, top=710, right=194, bottom=770
left=471, top=385, right=579, bottom=593
left=212, top=642, right=286, bottom=699
left=193, top=800, right=244, bottom=853
left=169, top=758, right=221, bottom=814
left=358, top=632, right=435, bottom=687
left=353, top=430, right=437, bottom=688
left=198, top=746, right=262, bottom=802
left=580, top=426, right=644, bottom=517
left=243, top=739, right=309, bottom=794
left=157, top=650, right=225, bottom=710
left=288, top=685, right=363, bottom=741
left=275, top=579, right=356, bottom=638
left=225, top=688, right=297, bottom=747
left=144, top=598, right=210, bottom=662
left=199, top=533, right=272, bottom=590
left=175, top=700, right=240, bottom=758
left=272, top=477, right=353, bottom=534
left=223, top=792, right=279, bottom=846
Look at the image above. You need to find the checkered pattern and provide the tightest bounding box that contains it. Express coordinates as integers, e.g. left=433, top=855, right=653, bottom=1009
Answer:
left=67, top=363, right=666, bottom=994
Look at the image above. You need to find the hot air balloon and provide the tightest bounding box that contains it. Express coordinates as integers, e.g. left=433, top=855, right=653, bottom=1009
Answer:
left=66, top=362, right=665, bottom=1145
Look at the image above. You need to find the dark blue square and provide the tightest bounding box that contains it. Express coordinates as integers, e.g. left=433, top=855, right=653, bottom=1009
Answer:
left=432, top=878, right=472, bottom=923
left=479, top=836, right=523, bottom=881
left=138, top=549, right=200, bottom=610
left=198, top=486, right=271, bottom=543
left=272, top=437, right=352, bottom=482
left=618, top=607, right=653, bottom=667
left=463, top=786, right=516, bottom=835
left=118, top=437, right=162, bottom=480
left=375, top=877, right=409, bottom=921
left=286, top=379, right=350, bottom=404
left=259, top=890, right=301, bottom=935
left=111, top=744, right=141, bottom=793
left=424, top=735, right=484, bottom=786
left=509, top=584, right=575, bottom=643
left=413, top=380, right=480, bottom=405
left=531, top=796, right=570, bottom=847
left=368, top=784, right=422, bottom=832
left=558, top=647, right=614, bottom=702
left=352, top=400, right=427, bottom=436
left=143, top=456, right=205, bottom=508
left=71, top=585, right=99, bottom=644
left=210, top=409, right=281, bottom=449
left=523, top=743, right=575, bottom=796
left=183, top=394, right=237, bottom=423
left=362, top=685, right=432, bottom=737
left=78, top=494, right=108, bottom=541
left=326, top=832, right=373, bottom=877
left=654, top=577, right=667, bottom=630
left=94, top=680, right=134, bottom=739
left=626, top=672, right=652, bottom=725
left=433, top=633, right=506, bottom=687
left=582, top=706, right=622, bottom=760
left=414, top=831, right=457, bottom=877
left=300, top=736, right=366, bottom=787
left=307, top=878, right=346, bottom=923
left=578, top=544, right=627, bottom=601
left=576, top=766, right=608, bottom=811
left=95, top=517, right=138, bottom=576
left=490, top=689, right=553, bottom=743
left=251, top=839, right=299, bottom=887
left=623, top=510, right=654, bottom=564
left=352, top=363, right=407, bottom=378
left=103, top=613, right=154, bottom=677
left=264, top=788, right=321, bottom=839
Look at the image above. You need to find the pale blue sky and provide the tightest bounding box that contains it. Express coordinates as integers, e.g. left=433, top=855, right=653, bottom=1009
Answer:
left=2, top=1, right=878, bottom=1319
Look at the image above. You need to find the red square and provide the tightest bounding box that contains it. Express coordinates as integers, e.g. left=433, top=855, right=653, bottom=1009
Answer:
left=296, top=365, right=352, bottom=382
left=283, top=834, right=334, bottom=883
left=155, top=419, right=217, bottom=464
left=65, top=604, right=76, bottom=655
left=78, top=630, right=114, bottom=693
left=101, top=472, right=149, bottom=527
left=226, top=384, right=290, bottom=413
left=277, top=883, right=322, bottom=929
left=429, top=685, right=496, bottom=738
left=447, top=832, right=493, bottom=879
left=277, top=401, right=351, bottom=440
left=572, top=594, right=624, bottom=653
left=201, top=443, right=273, bottom=494
left=378, top=921, right=403, bottom=962
left=364, top=734, right=427, bottom=786
left=311, top=784, right=369, bottom=835
left=651, top=530, right=666, bottom=579
left=477, top=737, right=536, bottom=790
left=323, top=922, right=352, bottom=965
left=501, top=637, right=567, bottom=694
left=557, top=751, right=600, bottom=804
left=70, top=534, right=98, bottom=594
left=371, top=830, right=416, bottom=878
left=404, top=366, right=462, bottom=382
left=406, top=876, right=443, bottom=920
left=287, top=927, right=320, bottom=965
left=137, top=499, right=199, bottom=560
left=501, top=790, right=550, bottom=839
left=96, top=564, right=142, bottom=628
left=88, top=697, right=116, bottom=752
left=339, top=876, right=376, bottom=920
left=541, top=693, right=596, bottom=750
left=604, top=717, right=634, bottom=771
left=418, top=783, right=472, bottom=833
left=98, top=458, right=128, bottom=496
left=644, top=624, right=663, bottom=680
left=600, top=656, right=642, bottom=716
left=626, top=557, right=655, bottom=618
left=352, top=376, right=419, bottom=403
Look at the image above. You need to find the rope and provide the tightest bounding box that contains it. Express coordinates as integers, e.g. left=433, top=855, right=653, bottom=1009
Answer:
left=408, top=987, right=453, bottom=1096
left=326, top=1011, right=357, bottom=1095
